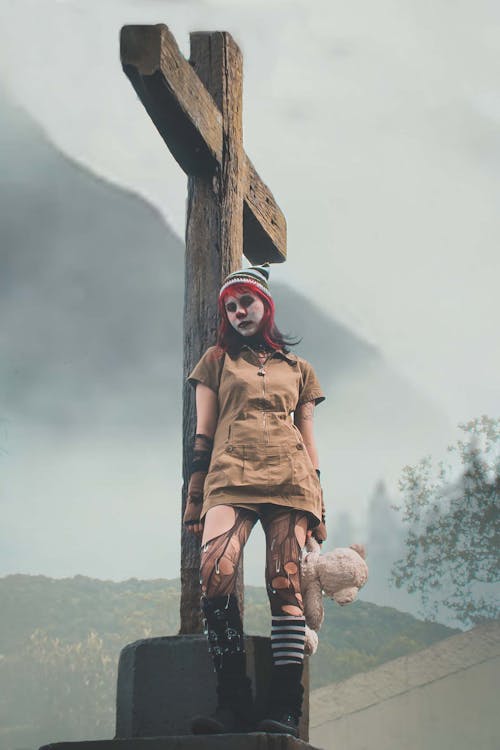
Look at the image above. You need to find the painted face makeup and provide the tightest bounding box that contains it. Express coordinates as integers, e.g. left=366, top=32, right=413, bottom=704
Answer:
left=224, top=292, right=265, bottom=337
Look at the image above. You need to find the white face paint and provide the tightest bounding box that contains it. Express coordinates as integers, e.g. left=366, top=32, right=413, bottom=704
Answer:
left=224, top=292, right=265, bottom=337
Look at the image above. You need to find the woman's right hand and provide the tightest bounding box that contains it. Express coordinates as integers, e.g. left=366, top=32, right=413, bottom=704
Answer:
left=183, top=470, right=206, bottom=535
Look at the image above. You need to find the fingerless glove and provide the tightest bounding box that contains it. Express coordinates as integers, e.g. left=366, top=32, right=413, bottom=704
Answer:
left=183, top=434, right=213, bottom=530
left=191, top=433, right=213, bottom=474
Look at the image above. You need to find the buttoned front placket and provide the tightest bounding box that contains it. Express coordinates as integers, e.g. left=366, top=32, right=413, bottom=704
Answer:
left=243, top=349, right=299, bottom=446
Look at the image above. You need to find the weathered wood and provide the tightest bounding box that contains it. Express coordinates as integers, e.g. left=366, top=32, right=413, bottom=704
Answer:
left=244, top=157, right=287, bottom=263
left=181, top=178, right=222, bottom=633
left=120, top=25, right=222, bottom=175
left=191, top=32, right=244, bottom=276
left=120, top=23, right=288, bottom=633
left=120, top=25, right=286, bottom=263
left=180, top=32, right=245, bottom=633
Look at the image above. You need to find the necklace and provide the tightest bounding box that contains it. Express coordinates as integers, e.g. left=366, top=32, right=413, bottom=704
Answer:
left=245, top=346, right=274, bottom=376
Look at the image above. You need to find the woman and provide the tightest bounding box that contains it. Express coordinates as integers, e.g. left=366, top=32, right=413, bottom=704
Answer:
left=184, top=263, right=327, bottom=737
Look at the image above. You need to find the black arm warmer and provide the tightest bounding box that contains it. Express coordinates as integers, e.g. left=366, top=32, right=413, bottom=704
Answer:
left=190, top=433, right=214, bottom=474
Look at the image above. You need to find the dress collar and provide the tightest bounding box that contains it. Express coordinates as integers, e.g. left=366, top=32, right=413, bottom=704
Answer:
left=272, top=349, right=298, bottom=365
left=238, top=345, right=298, bottom=366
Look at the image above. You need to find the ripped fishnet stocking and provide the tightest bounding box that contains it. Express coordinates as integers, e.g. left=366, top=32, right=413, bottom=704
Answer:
left=200, top=508, right=257, bottom=598
left=263, top=508, right=308, bottom=616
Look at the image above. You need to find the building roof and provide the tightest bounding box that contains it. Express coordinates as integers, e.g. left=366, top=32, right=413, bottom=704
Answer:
left=310, top=620, right=500, bottom=727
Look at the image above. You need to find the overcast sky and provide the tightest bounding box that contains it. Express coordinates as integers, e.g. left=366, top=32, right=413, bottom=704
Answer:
left=1, top=1, right=499, bottom=591
left=1, top=0, right=499, bottom=426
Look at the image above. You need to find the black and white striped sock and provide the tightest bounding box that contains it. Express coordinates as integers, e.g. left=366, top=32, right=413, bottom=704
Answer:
left=271, top=615, right=306, bottom=666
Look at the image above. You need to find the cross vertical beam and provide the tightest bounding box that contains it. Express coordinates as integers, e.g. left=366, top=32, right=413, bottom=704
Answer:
left=181, top=32, right=244, bottom=633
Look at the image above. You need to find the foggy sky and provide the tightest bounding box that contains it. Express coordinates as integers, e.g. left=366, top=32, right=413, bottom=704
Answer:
left=0, top=0, right=498, bottom=592
left=0, top=85, right=449, bottom=593
left=0, top=0, right=498, bottom=422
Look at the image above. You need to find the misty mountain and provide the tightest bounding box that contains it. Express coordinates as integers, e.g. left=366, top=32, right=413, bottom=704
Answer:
left=1, top=86, right=444, bottom=434
left=0, top=86, right=451, bottom=596
left=0, top=572, right=456, bottom=676
left=1, top=83, right=372, bottom=433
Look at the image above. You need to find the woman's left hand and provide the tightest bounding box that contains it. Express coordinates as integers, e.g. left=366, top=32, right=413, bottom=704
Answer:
left=308, top=490, right=327, bottom=544
left=311, top=521, right=327, bottom=544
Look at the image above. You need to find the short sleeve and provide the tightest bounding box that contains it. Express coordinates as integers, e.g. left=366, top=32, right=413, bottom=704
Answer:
left=187, top=347, right=225, bottom=394
left=297, top=359, right=325, bottom=407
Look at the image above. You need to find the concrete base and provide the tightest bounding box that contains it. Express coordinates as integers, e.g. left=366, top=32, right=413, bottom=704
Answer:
left=39, top=735, right=321, bottom=750
left=115, top=635, right=310, bottom=742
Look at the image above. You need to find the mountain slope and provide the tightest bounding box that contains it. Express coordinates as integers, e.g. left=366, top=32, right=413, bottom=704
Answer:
left=0, top=85, right=443, bottom=436
left=0, top=87, right=450, bottom=599
left=0, top=573, right=457, bottom=679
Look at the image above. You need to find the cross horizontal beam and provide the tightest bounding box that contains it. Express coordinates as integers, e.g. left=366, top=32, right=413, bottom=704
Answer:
left=120, top=24, right=286, bottom=263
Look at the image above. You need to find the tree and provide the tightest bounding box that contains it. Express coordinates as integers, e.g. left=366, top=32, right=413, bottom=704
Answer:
left=364, top=480, right=414, bottom=612
left=391, top=416, right=500, bottom=627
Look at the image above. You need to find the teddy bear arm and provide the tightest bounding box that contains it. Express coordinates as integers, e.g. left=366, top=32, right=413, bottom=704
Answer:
left=303, top=577, right=324, bottom=631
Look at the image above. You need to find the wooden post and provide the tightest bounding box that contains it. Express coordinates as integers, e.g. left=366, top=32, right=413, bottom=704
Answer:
left=120, top=24, right=287, bottom=633
left=181, top=32, right=245, bottom=632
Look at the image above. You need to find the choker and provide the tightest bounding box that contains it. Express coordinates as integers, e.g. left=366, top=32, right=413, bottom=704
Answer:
left=241, top=337, right=273, bottom=353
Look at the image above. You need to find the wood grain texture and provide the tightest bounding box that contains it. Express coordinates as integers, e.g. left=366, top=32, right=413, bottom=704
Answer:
left=243, top=157, right=287, bottom=263
left=121, top=24, right=286, bottom=260
left=121, top=25, right=222, bottom=175
left=120, top=23, right=287, bottom=631
left=180, top=32, right=245, bottom=633
left=181, top=177, right=221, bottom=633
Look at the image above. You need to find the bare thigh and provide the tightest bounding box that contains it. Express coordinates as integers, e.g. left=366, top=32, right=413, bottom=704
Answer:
left=200, top=505, right=257, bottom=598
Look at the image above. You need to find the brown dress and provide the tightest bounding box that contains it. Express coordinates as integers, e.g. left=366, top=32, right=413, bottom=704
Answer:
left=188, top=346, right=325, bottom=524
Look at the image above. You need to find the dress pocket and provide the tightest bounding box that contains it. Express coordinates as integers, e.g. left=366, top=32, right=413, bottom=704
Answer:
left=265, top=412, right=297, bottom=446
left=241, top=446, right=293, bottom=493
left=208, top=446, right=244, bottom=489
left=210, top=443, right=294, bottom=494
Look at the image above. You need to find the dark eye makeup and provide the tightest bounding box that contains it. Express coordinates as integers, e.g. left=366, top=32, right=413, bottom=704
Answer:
left=225, top=295, right=255, bottom=313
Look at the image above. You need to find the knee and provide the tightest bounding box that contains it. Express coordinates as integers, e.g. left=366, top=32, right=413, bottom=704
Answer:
left=268, top=590, right=304, bottom=617
left=266, top=562, right=304, bottom=617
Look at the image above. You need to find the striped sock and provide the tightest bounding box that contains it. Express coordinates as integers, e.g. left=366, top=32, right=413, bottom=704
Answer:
left=271, top=615, right=306, bottom=666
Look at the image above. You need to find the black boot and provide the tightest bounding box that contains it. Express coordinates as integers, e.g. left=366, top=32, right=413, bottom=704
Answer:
left=191, top=594, right=255, bottom=734
left=257, top=663, right=304, bottom=738
left=191, top=668, right=254, bottom=734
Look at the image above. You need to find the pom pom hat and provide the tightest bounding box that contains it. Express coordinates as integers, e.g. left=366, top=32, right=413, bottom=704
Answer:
left=219, top=263, right=272, bottom=301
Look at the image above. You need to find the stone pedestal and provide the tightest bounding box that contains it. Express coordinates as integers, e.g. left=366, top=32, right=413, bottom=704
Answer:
left=116, top=635, right=310, bottom=742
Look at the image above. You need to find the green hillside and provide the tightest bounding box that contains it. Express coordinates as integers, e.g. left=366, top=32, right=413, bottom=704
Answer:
left=0, top=574, right=457, bottom=750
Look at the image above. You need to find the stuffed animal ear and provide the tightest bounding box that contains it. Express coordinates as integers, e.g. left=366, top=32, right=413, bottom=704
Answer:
left=350, top=543, right=366, bottom=560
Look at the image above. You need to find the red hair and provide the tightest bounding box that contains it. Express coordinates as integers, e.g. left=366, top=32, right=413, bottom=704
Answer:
left=217, top=282, right=293, bottom=354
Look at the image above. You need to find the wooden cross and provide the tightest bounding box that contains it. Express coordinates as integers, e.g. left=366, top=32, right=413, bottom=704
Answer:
left=120, top=25, right=287, bottom=634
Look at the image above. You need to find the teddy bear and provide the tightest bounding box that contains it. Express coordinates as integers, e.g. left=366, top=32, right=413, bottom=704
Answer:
left=301, top=537, right=369, bottom=655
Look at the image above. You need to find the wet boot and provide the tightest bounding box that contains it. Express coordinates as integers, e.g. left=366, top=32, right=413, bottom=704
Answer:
left=257, top=663, right=304, bottom=738
left=191, top=594, right=255, bottom=734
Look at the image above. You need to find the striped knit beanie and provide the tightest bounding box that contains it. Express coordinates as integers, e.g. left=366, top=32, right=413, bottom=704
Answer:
left=219, top=263, right=272, bottom=300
